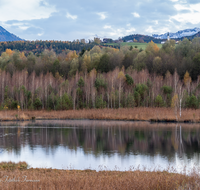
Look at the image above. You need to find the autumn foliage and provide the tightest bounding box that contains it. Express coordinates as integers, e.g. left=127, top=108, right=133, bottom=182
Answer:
left=0, top=39, right=199, bottom=111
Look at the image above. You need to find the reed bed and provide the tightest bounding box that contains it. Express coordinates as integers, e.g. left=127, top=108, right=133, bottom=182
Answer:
left=0, top=162, right=199, bottom=190
left=0, top=108, right=200, bottom=123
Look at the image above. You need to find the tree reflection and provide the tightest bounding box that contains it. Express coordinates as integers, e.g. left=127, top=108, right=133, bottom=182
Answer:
left=0, top=121, right=200, bottom=159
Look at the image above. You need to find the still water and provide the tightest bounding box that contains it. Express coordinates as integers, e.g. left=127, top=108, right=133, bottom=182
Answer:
left=0, top=120, right=200, bottom=171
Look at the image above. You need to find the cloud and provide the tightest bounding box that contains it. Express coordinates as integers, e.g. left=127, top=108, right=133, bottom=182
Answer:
left=96, top=12, right=107, bottom=20
left=38, top=32, right=44, bottom=36
left=11, top=23, right=30, bottom=30
left=1, top=0, right=200, bottom=41
left=132, top=12, right=140, bottom=18
left=170, top=3, right=200, bottom=24
left=154, top=20, right=158, bottom=25
left=66, top=12, right=78, bottom=20
left=103, top=25, right=112, bottom=29
left=145, top=26, right=170, bottom=35
left=126, top=28, right=136, bottom=33
left=0, top=0, right=56, bottom=22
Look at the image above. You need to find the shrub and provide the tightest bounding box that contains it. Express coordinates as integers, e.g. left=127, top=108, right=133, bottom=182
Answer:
left=95, top=95, right=106, bottom=108
left=161, top=85, right=173, bottom=95
left=33, top=97, right=42, bottom=110
left=10, top=100, right=18, bottom=109
left=77, top=77, right=84, bottom=88
left=126, top=94, right=135, bottom=108
left=186, top=95, right=199, bottom=109
left=125, top=74, right=134, bottom=86
left=155, top=95, right=164, bottom=107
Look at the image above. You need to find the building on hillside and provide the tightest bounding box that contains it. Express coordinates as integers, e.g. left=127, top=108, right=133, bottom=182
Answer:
left=103, top=38, right=113, bottom=43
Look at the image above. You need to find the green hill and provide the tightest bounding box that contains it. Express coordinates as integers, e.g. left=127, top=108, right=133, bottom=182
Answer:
left=101, top=42, right=162, bottom=50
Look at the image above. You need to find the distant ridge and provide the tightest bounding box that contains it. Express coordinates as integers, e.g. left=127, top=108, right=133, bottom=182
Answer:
left=121, top=34, right=162, bottom=43
left=0, top=26, right=23, bottom=42
left=152, top=27, right=200, bottom=39
left=121, top=28, right=200, bottom=44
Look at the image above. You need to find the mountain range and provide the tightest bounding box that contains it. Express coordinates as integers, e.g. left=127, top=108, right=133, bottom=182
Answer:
left=0, top=26, right=23, bottom=42
left=122, top=28, right=200, bottom=43
left=0, top=25, right=200, bottom=44
left=152, top=27, right=200, bottom=39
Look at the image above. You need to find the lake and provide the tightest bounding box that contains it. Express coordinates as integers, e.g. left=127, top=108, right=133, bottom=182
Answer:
left=0, top=120, right=200, bottom=172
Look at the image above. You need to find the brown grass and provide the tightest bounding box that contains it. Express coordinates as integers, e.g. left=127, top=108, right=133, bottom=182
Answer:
left=0, top=162, right=199, bottom=190
left=0, top=108, right=200, bottom=123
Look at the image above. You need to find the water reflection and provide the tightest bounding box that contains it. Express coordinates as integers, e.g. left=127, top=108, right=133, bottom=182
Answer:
left=0, top=120, right=200, bottom=171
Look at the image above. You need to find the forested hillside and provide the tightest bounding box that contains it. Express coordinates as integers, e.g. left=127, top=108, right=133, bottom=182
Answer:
left=0, top=38, right=200, bottom=110
left=122, top=34, right=162, bottom=43
left=0, top=40, right=98, bottom=55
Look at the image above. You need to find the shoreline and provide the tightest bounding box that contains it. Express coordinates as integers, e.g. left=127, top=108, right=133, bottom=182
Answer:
left=0, top=108, right=199, bottom=123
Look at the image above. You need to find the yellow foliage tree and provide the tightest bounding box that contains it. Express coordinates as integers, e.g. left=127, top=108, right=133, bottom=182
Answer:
left=82, top=54, right=91, bottom=72
left=183, top=71, right=191, bottom=86
left=20, top=52, right=25, bottom=58
left=171, top=93, right=179, bottom=120
left=117, top=71, right=126, bottom=80
left=183, top=71, right=191, bottom=93
left=65, top=51, right=78, bottom=62
left=146, top=41, right=160, bottom=53
left=171, top=94, right=178, bottom=108
left=5, top=49, right=13, bottom=56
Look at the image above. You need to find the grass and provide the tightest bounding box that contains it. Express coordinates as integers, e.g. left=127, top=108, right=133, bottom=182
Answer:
left=0, top=162, right=199, bottom=190
left=102, top=42, right=162, bottom=49
left=0, top=108, right=200, bottom=123
left=0, top=161, right=28, bottom=170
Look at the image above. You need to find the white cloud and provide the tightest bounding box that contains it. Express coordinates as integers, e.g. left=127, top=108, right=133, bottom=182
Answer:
left=66, top=12, right=77, bottom=20
left=132, top=12, right=140, bottom=18
left=0, top=0, right=56, bottom=22
left=126, top=27, right=136, bottom=33
left=145, top=26, right=155, bottom=33
left=145, top=26, right=169, bottom=34
left=100, top=26, right=136, bottom=39
left=97, top=12, right=107, bottom=20
left=38, top=32, right=44, bottom=36
left=171, top=3, right=200, bottom=24
left=11, top=23, right=30, bottom=30
left=154, top=20, right=158, bottom=25
left=103, top=25, right=112, bottom=29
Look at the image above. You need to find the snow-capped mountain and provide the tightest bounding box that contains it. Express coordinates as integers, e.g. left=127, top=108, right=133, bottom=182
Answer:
left=152, top=27, right=200, bottom=39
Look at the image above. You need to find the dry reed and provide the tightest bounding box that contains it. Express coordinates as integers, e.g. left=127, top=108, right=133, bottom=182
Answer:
left=0, top=162, right=200, bottom=190
left=0, top=108, right=200, bottom=123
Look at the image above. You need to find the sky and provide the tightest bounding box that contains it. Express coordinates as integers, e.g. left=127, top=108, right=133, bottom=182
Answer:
left=0, top=0, right=200, bottom=41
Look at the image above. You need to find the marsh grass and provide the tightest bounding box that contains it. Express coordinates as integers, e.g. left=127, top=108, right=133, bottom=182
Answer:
left=0, top=108, right=200, bottom=123
left=0, top=161, right=28, bottom=170
left=0, top=162, right=200, bottom=189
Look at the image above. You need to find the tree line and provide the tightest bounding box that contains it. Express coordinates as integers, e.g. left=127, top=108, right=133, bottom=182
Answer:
left=0, top=38, right=200, bottom=110
left=0, top=40, right=97, bottom=55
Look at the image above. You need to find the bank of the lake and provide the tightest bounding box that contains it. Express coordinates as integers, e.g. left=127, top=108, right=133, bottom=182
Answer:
left=0, top=162, right=198, bottom=190
left=0, top=108, right=199, bottom=123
